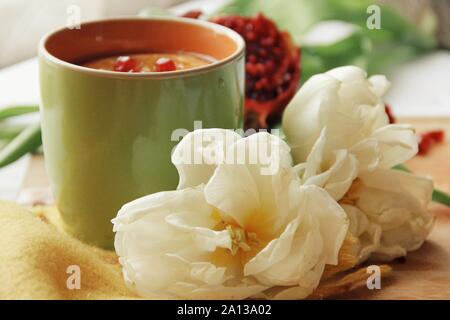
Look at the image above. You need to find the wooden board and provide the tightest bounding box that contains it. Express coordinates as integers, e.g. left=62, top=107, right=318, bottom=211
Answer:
left=19, top=117, right=450, bottom=300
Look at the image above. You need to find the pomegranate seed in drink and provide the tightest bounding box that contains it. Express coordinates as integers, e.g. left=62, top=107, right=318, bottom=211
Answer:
left=155, top=58, right=177, bottom=72
left=113, top=56, right=140, bottom=72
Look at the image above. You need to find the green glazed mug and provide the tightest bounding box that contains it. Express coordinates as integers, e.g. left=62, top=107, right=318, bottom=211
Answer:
left=39, top=17, right=245, bottom=249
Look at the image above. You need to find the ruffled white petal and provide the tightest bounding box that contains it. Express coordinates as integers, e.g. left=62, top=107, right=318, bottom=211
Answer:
left=114, top=129, right=349, bottom=300
left=283, top=65, right=390, bottom=165
left=368, top=74, right=390, bottom=97
left=366, top=124, right=418, bottom=168
left=282, top=65, right=433, bottom=266
left=204, top=163, right=260, bottom=228
left=300, top=128, right=359, bottom=200
left=302, top=186, right=349, bottom=265
left=244, top=186, right=348, bottom=297
left=204, top=132, right=294, bottom=229
left=283, top=73, right=340, bottom=163
left=172, top=129, right=241, bottom=189
left=344, top=169, right=434, bottom=262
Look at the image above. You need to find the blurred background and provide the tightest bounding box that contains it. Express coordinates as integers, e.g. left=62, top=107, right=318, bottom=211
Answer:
left=0, top=0, right=178, bottom=67
left=0, top=0, right=449, bottom=68
left=0, top=0, right=449, bottom=200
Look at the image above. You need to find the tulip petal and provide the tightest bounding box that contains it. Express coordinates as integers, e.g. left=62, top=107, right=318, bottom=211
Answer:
left=283, top=65, right=391, bottom=165
left=301, top=128, right=359, bottom=200
left=369, top=74, right=391, bottom=97
left=204, top=132, right=294, bottom=228
left=244, top=217, right=301, bottom=277
left=300, top=186, right=349, bottom=265
left=369, top=124, right=418, bottom=168
left=204, top=163, right=260, bottom=227
left=346, top=168, right=433, bottom=262
left=245, top=186, right=348, bottom=289
left=113, top=187, right=230, bottom=295
left=172, top=129, right=242, bottom=189
left=283, top=73, right=340, bottom=163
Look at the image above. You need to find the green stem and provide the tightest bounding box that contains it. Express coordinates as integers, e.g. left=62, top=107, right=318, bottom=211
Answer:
left=0, top=124, right=27, bottom=140
left=0, top=123, right=42, bottom=168
left=0, top=105, right=39, bottom=121
left=393, top=164, right=450, bottom=207
left=433, top=189, right=450, bottom=207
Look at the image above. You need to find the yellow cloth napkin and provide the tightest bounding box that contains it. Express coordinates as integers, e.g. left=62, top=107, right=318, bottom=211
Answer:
left=0, top=201, right=390, bottom=300
left=0, top=201, right=137, bottom=300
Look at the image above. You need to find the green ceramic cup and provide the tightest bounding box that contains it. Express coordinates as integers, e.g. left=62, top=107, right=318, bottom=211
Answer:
left=39, top=17, right=245, bottom=249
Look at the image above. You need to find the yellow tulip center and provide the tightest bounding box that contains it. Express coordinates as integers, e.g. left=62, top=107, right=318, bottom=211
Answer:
left=210, top=209, right=273, bottom=267
left=226, top=225, right=258, bottom=256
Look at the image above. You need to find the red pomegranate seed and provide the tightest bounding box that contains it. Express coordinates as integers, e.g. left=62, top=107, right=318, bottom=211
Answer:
left=418, top=135, right=433, bottom=155
left=113, top=56, right=140, bottom=72
left=155, top=58, right=177, bottom=72
left=428, top=130, right=445, bottom=143
left=418, top=130, right=445, bottom=155
left=213, top=14, right=300, bottom=130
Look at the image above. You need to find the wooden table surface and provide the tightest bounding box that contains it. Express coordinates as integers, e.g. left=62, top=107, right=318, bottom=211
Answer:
left=19, top=117, right=450, bottom=300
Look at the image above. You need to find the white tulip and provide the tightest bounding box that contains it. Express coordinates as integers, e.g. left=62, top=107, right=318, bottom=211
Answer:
left=282, top=66, right=433, bottom=262
left=113, top=130, right=348, bottom=299
left=341, top=169, right=434, bottom=262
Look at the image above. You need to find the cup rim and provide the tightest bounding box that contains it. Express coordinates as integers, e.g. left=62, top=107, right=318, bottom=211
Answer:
left=39, top=16, right=245, bottom=79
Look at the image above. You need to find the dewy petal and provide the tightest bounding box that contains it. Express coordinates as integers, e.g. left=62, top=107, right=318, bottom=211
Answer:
left=171, top=129, right=242, bottom=189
